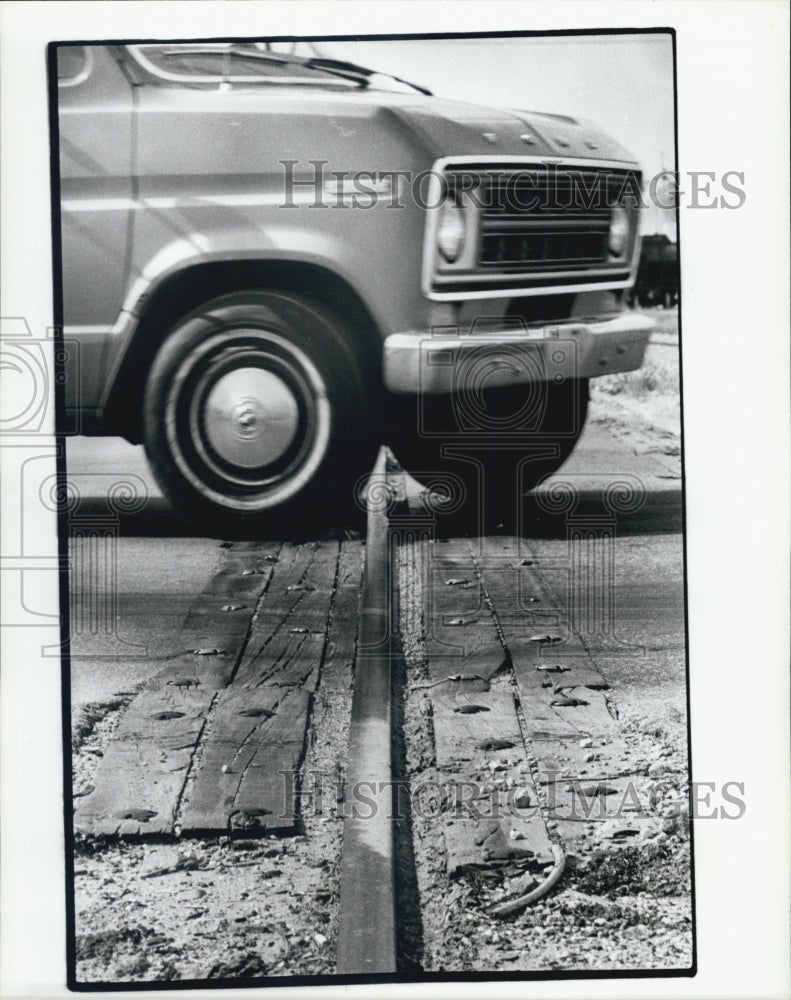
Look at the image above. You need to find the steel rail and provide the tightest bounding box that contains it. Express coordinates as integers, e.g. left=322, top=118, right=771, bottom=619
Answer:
left=335, top=448, right=398, bottom=974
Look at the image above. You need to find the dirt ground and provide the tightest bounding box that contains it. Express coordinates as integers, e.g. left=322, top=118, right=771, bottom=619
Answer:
left=70, top=306, right=690, bottom=984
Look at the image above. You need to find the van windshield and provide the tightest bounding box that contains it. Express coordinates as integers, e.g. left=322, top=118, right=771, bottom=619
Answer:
left=126, top=44, right=430, bottom=94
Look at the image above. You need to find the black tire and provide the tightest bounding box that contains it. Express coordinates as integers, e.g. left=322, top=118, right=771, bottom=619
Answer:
left=389, top=378, right=589, bottom=530
left=142, top=291, right=377, bottom=537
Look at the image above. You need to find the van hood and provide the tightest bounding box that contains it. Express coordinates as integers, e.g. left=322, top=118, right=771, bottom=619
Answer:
left=380, top=94, right=637, bottom=164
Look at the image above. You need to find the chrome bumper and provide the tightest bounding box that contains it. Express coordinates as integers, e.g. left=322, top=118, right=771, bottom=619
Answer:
left=383, top=313, right=655, bottom=394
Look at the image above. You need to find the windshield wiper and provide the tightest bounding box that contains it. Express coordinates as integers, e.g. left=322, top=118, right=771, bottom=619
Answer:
left=304, top=57, right=432, bottom=95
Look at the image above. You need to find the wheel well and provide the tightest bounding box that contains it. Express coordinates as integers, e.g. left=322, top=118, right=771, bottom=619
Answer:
left=104, top=260, right=384, bottom=442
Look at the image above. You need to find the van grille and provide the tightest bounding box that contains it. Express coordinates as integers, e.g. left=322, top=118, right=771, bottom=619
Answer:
left=428, top=161, right=641, bottom=297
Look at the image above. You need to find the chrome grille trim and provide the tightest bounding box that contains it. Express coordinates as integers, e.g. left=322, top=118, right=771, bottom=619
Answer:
left=422, top=155, right=643, bottom=301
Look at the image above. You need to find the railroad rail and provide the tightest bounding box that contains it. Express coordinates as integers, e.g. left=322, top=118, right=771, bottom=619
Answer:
left=336, top=448, right=397, bottom=973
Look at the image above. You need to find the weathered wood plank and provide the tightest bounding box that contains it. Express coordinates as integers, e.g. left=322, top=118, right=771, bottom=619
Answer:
left=478, top=566, right=563, bottom=632
left=179, top=687, right=311, bottom=835
left=507, top=633, right=616, bottom=737
left=111, top=689, right=214, bottom=745
left=233, top=542, right=338, bottom=684
left=431, top=688, right=524, bottom=770
left=518, top=688, right=616, bottom=739
left=417, top=535, right=508, bottom=683
left=74, top=742, right=192, bottom=837
left=181, top=590, right=256, bottom=619
left=73, top=686, right=215, bottom=836
left=235, top=630, right=325, bottom=690
left=426, top=640, right=503, bottom=679
left=425, top=628, right=502, bottom=677
left=474, top=537, right=660, bottom=851
left=73, top=543, right=278, bottom=837
left=528, top=736, right=634, bottom=781
left=423, top=551, right=479, bottom=572
left=444, top=814, right=554, bottom=877
left=475, top=543, right=617, bottom=742
left=531, top=737, right=656, bottom=838
left=432, top=536, right=664, bottom=860
left=426, top=645, right=510, bottom=687
left=204, top=548, right=280, bottom=599
left=508, top=646, right=609, bottom=692
left=178, top=542, right=342, bottom=835
left=475, top=534, right=533, bottom=564
left=233, top=544, right=338, bottom=690
left=146, top=651, right=237, bottom=691
left=261, top=542, right=337, bottom=606
left=412, top=535, right=559, bottom=882
left=544, top=774, right=656, bottom=842
left=423, top=550, right=499, bottom=667
left=545, top=766, right=660, bottom=845
left=478, top=538, right=614, bottom=660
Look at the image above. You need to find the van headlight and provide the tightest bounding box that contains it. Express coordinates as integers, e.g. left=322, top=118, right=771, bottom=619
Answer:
left=437, top=199, right=467, bottom=263
left=608, top=205, right=630, bottom=259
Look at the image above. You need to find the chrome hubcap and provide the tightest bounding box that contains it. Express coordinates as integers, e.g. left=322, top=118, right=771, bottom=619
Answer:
left=203, top=367, right=300, bottom=469
left=167, top=327, right=332, bottom=512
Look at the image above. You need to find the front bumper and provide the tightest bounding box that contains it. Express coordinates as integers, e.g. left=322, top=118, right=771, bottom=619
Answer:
left=383, top=312, right=655, bottom=394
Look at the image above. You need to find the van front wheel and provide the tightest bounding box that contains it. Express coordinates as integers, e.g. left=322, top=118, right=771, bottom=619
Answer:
left=142, top=291, right=375, bottom=537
